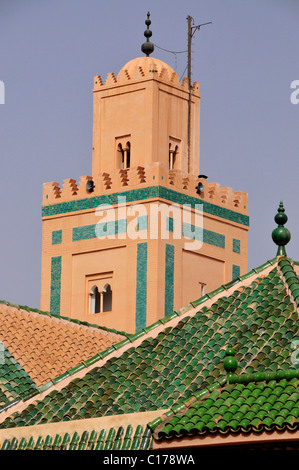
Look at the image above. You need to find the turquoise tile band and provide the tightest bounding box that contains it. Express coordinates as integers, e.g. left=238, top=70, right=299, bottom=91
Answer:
left=182, top=223, right=225, bottom=248
left=50, top=256, right=62, bottom=316
left=73, top=219, right=127, bottom=241
left=165, top=244, right=174, bottom=317
left=232, top=264, right=240, bottom=280
left=233, top=238, right=241, bottom=253
left=52, top=230, right=62, bottom=245
left=42, top=186, right=249, bottom=226
left=135, top=243, right=148, bottom=332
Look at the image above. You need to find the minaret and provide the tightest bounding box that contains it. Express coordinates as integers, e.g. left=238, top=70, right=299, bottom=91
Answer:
left=40, top=14, right=249, bottom=333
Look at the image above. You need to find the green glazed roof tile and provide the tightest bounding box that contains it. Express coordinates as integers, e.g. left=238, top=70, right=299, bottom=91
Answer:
left=1, top=257, right=299, bottom=435
left=152, top=372, right=299, bottom=440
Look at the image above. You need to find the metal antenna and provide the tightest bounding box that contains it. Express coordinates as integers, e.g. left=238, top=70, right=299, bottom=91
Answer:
left=187, top=16, right=212, bottom=173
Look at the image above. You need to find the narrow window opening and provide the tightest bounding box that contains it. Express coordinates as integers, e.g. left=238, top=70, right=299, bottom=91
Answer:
left=103, top=283, right=112, bottom=312
left=169, top=144, right=178, bottom=170
left=90, top=285, right=101, bottom=314
left=126, top=142, right=131, bottom=169
left=200, top=283, right=206, bottom=297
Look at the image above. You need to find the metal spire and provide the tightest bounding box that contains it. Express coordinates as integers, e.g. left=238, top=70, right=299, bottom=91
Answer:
left=141, top=12, right=154, bottom=57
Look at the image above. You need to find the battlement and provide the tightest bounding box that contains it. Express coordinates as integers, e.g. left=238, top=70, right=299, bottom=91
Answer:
left=42, top=163, right=248, bottom=217
left=93, top=57, right=200, bottom=96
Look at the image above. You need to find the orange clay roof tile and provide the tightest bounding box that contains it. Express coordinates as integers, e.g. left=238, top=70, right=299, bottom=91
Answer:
left=0, top=303, right=125, bottom=388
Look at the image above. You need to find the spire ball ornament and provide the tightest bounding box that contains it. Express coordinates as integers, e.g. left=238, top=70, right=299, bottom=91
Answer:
left=272, top=201, right=291, bottom=256
left=141, top=12, right=154, bottom=57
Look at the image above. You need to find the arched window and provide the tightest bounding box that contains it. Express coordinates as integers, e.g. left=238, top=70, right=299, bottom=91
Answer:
left=117, top=142, right=131, bottom=169
left=126, top=142, right=131, bottom=169
left=90, top=285, right=101, bottom=314
left=103, top=283, right=112, bottom=312
left=89, top=283, right=112, bottom=314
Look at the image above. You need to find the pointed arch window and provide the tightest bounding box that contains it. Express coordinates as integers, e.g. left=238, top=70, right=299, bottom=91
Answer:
left=116, top=138, right=131, bottom=170
left=90, top=285, right=101, bottom=314
left=89, top=282, right=112, bottom=314
left=103, top=283, right=112, bottom=312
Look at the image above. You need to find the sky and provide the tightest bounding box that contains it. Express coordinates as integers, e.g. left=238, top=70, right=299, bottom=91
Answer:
left=0, top=0, right=298, bottom=309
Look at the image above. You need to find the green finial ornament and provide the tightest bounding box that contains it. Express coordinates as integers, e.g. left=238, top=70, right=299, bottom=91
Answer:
left=271, top=201, right=291, bottom=256
left=141, top=12, right=154, bottom=57
left=224, top=348, right=238, bottom=380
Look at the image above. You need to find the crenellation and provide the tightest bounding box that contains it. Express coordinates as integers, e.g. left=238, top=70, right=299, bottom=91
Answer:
left=102, top=172, right=112, bottom=190
left=104, top=72, right=117, bottom=86
left=182, top=77, right=189, bottom=91
left=220, top=187, right=233, bottom=205
left=110, top=169, right=129, bottom=188
left=43, top=182, right=61, bottom=204
left=159, top=67, right=170, bottom=82
left=207, top=182, right=221, bottom=203
left=94, top=75, right=103, bottom=86
left=170, top=71, right=181, bottom=87
left=131, top=66, right=146, bottom=80
left=136, top=166, right=146, bottom=184
left=93, top=59, right=199, bottom=95
left=61, top=179, right=78, bottom=199
left=116, top=68, right=131, bottom=82
left=42, top=164, right=248, bottom=215
left=77, top=176, right=93, bottom=198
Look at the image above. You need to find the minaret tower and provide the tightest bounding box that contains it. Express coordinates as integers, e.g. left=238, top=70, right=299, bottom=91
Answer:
left=40, top=14, right=249, bottom=333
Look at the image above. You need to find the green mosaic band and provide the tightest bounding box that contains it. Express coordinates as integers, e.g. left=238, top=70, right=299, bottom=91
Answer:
left=135, top=243, right=148, bottom=332
left=50, top=256, right=62, bottom=316
left=42, top=186, right=249, bottom=227
left=73, top=220, right=127, bottom=241
left=232, top=264, right=240, bottom=280
left=165, top=244, right=174, bottom=317
left=52, top=230, right=62, bottom=245
left=182, top=223, right=225, bottom=248
left=233, top=239, right=241, bottom=253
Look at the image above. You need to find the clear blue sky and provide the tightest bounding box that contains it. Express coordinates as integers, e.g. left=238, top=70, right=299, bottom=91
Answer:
left=0, top=0, right=298, bottom=309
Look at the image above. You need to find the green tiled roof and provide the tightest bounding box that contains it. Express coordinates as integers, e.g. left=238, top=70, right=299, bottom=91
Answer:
left=1, top=257, right=299, bottom=435
left=151, top=369, right=299, bottom=440
left=0, top=424, right=152, bottom=450
left=0, top=347, right=38, bottom=410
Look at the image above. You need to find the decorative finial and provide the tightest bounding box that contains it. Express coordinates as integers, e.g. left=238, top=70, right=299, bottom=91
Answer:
left=271, top=201, right=291, bottom=256
left=224, top=348, right=238, bottom=380
left=141, top=12, right=154, bottom=57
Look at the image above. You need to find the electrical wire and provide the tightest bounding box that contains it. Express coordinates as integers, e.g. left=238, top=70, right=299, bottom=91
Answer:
left=152, top=43, right=187, bottom=74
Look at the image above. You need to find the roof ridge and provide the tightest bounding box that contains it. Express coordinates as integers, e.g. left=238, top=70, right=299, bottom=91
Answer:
left=277, top=257, right=299, bottom=311
left=0, top=300, right=128, bottom=338
left=148, top=376, right=228, bottom=433
left=1, top=257, right=280, bottom=419
left=148, top=365, right=299, bottom=438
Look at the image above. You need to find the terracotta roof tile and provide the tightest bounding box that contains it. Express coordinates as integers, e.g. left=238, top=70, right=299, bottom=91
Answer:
left=0, top=303, right=125, bottom=394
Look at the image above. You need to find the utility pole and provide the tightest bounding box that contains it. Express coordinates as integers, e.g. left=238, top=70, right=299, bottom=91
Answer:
left=187, top=15, right=192, bottom=174
left=186, top=17, right=212, bottom=174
